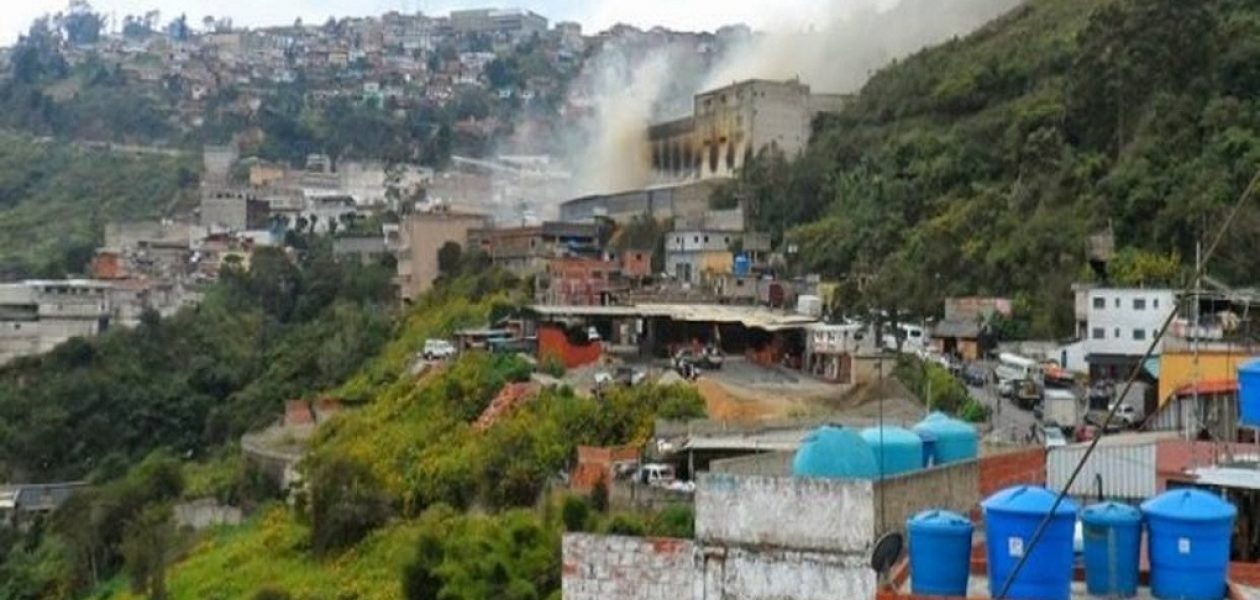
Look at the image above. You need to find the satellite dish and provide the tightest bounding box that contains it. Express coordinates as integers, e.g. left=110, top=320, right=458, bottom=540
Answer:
left=870, top=531, right=905, bottom=577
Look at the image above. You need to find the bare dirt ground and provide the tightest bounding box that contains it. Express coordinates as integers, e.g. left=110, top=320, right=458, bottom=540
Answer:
left=693, top=358, right=928, bottom=424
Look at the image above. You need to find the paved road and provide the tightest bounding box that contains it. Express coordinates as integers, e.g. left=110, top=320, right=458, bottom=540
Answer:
left=966, top=362, right=1039, bottom=444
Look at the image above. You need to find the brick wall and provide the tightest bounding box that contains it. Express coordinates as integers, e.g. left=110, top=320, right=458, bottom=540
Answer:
left=562, top=534, right=696, bottom=600
left=571, top=445, right=640, bottom=493
left=978, top=447, right=1046, bottom=498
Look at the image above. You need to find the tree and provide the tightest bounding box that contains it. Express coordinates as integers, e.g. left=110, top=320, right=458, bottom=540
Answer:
left=437, top=241, right=463, bottom=278
left=561, top=495, right=590, bottom=532
left=166, top=15, right=190, bottom=41
left=120, top=504, right=176, bottom=600
left=308, top=457, right=392, bottom=555
left=59, top=1, right=104, bottom=46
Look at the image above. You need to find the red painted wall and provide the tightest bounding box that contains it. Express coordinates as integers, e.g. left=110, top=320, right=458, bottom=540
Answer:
left=538, top=323, right=602, bottom=369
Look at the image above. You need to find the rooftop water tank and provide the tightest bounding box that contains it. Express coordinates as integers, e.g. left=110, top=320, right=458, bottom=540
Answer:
left=982, top=485, right=1078, bottom=600
left=860, top=425, right=924, bottom=477
left=908, top=509, right=974, bottom=596
left=1081, top=501, right=1143, bottom=598
left=913, top=412, right=978, bottom=465
left=791, top=425, right=878, bottom=480
left=1142, top=489, right=1237, bottom=600
left=1239, top=359, right=1260, bottom=427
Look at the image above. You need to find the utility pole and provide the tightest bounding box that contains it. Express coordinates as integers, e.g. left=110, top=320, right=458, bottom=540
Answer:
left=1190, top=240, right=1202, bottom=443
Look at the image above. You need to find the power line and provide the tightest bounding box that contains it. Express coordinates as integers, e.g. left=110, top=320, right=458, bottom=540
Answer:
left=994, top=167, right=1260, bottom=599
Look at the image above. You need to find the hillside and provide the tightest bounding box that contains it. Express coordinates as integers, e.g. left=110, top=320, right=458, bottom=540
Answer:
left=723, top=0, right=1260, bottom=337
left=0, top=134, right=198, bottom=278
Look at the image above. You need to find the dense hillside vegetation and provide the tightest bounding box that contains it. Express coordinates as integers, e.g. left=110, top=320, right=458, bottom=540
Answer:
left=721, top=0, right=1260, bottom=336
left=0, top=133, right=198, bottom=278
left=0, top=242, right=394, bottom=483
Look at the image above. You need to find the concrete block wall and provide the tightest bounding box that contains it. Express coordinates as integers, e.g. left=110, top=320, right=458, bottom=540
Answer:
left=708, top=451, right=794, bottom=477
left=701, top=546, right=876, bottom=600
left=874, top=459, right=979, bottom=536
left=562, top=534, right=697, bottom=600
left=696, top=472, right=875, bottom=553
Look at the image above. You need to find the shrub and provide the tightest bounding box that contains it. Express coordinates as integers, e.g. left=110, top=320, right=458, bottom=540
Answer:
left=540, top=354, right=566, bottom=378
left=254, top=588, right=293, bottom=600
left=589, top=480, right=609, bottom=513
left=605, top=514, right=646, bottom=536
left=561, top=495, right=591, bottom=532
left=650, top=504, right=695, bottom=538
left=308, top=457, right=393, bottom=555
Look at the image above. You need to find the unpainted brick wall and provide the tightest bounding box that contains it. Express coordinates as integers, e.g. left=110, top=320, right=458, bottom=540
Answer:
left=978, top=447, right=1046, bottom=498
left=562, top=534, right=697, bottom=600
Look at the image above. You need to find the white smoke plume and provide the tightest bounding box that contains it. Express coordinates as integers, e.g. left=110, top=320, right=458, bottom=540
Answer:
left=558, top=0, right=1023, bottom=199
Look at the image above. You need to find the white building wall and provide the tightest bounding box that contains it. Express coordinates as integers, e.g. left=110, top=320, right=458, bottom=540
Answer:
left=563, top=472, right=878, bottom=600
left=1047, top=438, right=1159, bottom=501
left=694, top=472, right=875, bottom=553
left=1083, top=288, right=1176, bottom=358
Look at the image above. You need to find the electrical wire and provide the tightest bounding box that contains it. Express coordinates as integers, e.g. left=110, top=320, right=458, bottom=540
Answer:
left=994, top=167, right=1260, bottom=599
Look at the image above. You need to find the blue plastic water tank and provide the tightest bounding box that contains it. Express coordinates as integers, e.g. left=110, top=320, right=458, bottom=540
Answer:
left=982, top=485, right=1078, bottom=600
left=860, top=425, right=923, bottom=477
left=733, top=253, right=751, bottom=277
left=908, top=509, right=974, bottom=596
left=1239, top=359, right=1260, bottom=427
left=1081, top=501, right=1143, bottom=598
left=1142, top=489, right=1237, bottom=600
left=791, top=425, right=878, bottom=480
left=913, top=412, right=979, bottom=465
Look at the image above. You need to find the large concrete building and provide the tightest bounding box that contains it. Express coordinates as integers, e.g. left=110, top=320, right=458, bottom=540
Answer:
left=648, top=79, right=846, bottom=183
left=395, top=211, right=490, bottom=302
left=558, top=179, right=724, bottom=224
left=449, top=8, right=547, bottom=40
left=0, top=280, right=113, bottom=365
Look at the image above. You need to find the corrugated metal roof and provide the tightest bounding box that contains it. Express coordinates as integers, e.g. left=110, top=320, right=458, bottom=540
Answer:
left=1187, top=465, right=1260, bottom=490
left=527, top=303, right=820, bottom=331
left=1175, top=379, right=1238, bottom=397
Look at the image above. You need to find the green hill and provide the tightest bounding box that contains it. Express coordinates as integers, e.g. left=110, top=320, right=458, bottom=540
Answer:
left=725, top=0, right=1260, bottom=336
left=0, top=134, right=198, bottom=278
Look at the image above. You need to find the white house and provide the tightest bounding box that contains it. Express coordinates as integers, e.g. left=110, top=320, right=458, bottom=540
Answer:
left=1075, top=286, right=1176, bottom=379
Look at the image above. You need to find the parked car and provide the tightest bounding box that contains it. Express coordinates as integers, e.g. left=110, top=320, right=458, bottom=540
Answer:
left=595, top=366, right=647, bottom=390
left=636, top=463, right=677, bottom=487
left=422, top=339, right=457, bottom=360
left=961, top=365, right=989, bottom=387
left=1110, top=402, right=1141, bottom=427
left=674, top=346, right=723, bottom=372
left=1040, top=426, right=1068, bottom=448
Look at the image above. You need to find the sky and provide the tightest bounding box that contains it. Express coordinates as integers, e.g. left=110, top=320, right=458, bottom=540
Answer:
left=0, top=0, right=889, bottom=45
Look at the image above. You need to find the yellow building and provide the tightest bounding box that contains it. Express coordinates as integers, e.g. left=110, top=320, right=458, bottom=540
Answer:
left=1158, top=346, right=1260, bottom=407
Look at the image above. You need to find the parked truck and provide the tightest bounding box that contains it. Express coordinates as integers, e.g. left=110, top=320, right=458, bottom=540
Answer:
left=1041, top=388, right=1081, bottom=429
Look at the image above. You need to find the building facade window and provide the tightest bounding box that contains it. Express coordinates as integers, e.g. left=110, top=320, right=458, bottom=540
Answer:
left=1092, top=328, right=1105, bottom=340
left=1114, top=328, right=1121, bottom=338
left=1093, top=297, right=1105, bottom=309
left=1114, top=298, right=1120, bottom=308
left=1134, top=298, right=1146, bottom=310
left=1154, top=298, right=1160, bottom=309
left=1133, top=329, right=1146, bottom=341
